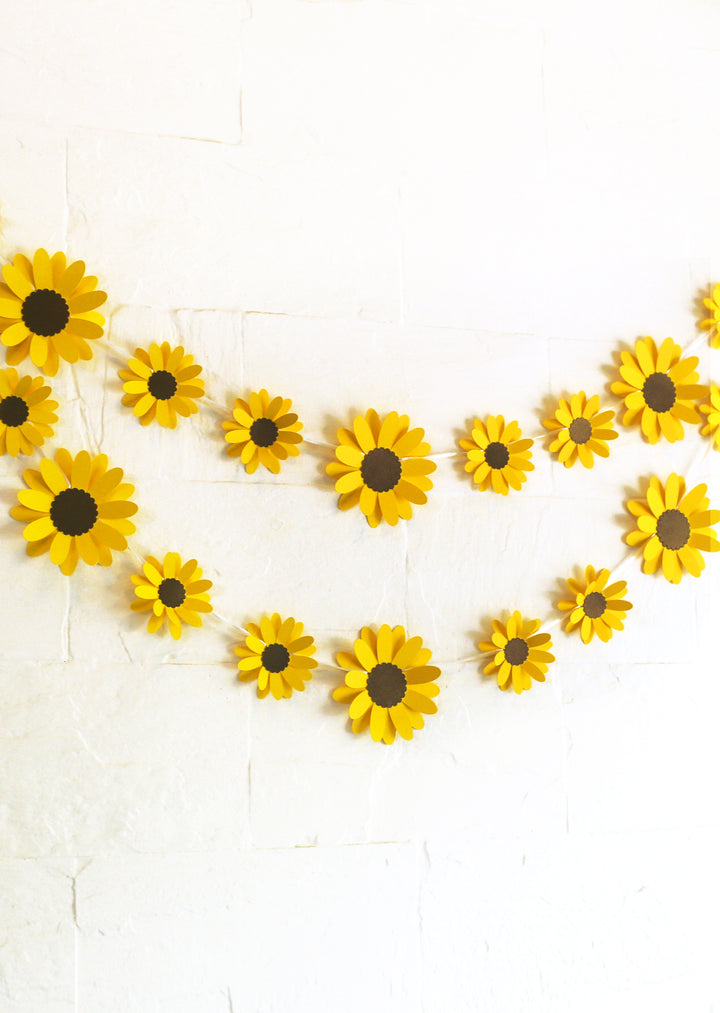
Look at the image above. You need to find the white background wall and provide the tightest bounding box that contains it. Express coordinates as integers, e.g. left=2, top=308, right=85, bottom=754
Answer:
left=1, top=1, right=719, bottom=1010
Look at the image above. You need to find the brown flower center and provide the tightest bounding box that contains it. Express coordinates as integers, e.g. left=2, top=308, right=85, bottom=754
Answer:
left=366, top=662, right=407, bottom=707
left=504, top=637, right=529, bottom=666
left=21, top=288, right=70, bottom=337
left=583, top=591, right=606, bottom=618
left=656, top=508, right=690, bottom=551
left=250, top=417, right=279, bottom=448
left=568, top=417, right=592, bottom=445
left=262, top=642, right=290, bottom=673
left=361, top=447, right=402, bottom=493
left=49, top=487, right=98, bottom=537
left=485, top=441, right=510, bottom=469
left=0, top=395, right=29, bottom=427
left=147, top=370, right=178, bottom=400
left=642, top=372, right=676, bottom=413
left=158, top=577, right=186, bottom=608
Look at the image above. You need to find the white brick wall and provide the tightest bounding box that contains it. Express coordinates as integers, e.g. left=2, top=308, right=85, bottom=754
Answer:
left=1, top=1, right=718, bottom=1010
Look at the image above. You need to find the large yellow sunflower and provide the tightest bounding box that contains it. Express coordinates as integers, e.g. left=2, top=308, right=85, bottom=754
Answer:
left=700, top=283, right=720, bottom=348
left=327, top=409, right=436, bottom=527
left=459, top=415, right=534, bottom=493
left=479, top=611, right=554, bottom=694
left=700, top=385, right=720, bottom=450
left=0, top=367, right=58, bottom=456
left=543, top=392, right=617, bottom=468
left=10, top=449, right=137, bottom=575
left=611, top=336, right=707, bottom=443
left=235, top=613, right=318, bottom=699
left=119, top=342, right=204, bottom=427
left=222, top=389, right=303, bottom=474
left=333, top=624, right=440, bottom=744
left=131, top=553, right=213, bottom=639
left=0, top=249, right=107, bottom=376
left=626, top=473, right=720, bottom=583
left=557, top=565, right=632, bottom=643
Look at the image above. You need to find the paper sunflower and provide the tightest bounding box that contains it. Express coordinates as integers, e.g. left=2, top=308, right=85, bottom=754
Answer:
left=222, top=389, right=303, bottom=474
left=700, top=284, right=720, bottom=348
left=626, top=473, right=720, bottom=583
left=543, top=392, right=617, bottom=468
left=327, top=409, right=436, bottom=527
left=333, top=624, right=440, bottom=744
left=10, top=449, right=137, bottom=575
left=610, top=337, right=707, bottom=443
left=459, top=415, right=534, bottom=494
left=119, top=342, right=204, bottom=427
left=0, top=249, right=107, bottom=376
left=479, top=612, right=554, bottom=694
left=131, top=553, right=213, bottom=639
left=0, top=367, right=58, bottom=456
left=700, top=385, right=720, bottom=451
left=557, top=565, right=632, bottom=643
left=235, top=613, right=318, bottom=699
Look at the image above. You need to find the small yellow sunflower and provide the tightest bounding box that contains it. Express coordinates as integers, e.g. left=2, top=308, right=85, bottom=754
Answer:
left=222, top=389, right=303, bottom=474
left=0, top=249, right=107, bottom=376
left=333, top=624, right=440, bottom=744
left=479, top=611, right=554, bottom=694
left=700, top=384, right=720, bottom=450
left=611, top=336, right=707, bottom=443
left=131, top=553, right=213, bottom=639
left=119, top=342, right=204, bottom=427
left=0, top=367, right=58, bottom=456
left=543, top=392, right=618, bottom=468
left=700, top=283, right=720, bottom=348
left=10, top=449, right=137, bottom=575
left=327, top=409, right=436, bottom=527
left=557, top=565, right=632, bottom=643
left=459, top=415, right=534, bottom=494
left=235, top=613, right=318, bottom=699
left=626, top=473, right=720, bottom=583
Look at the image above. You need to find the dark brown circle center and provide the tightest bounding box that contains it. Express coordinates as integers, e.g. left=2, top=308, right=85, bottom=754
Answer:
left=642, top=372, right=676, bottom=413
left=504, top=637, right=529, bottom=666
left=568, top=417, right=592, bottom=445
left=583, top=591, right=607, bottom=618
left=0, top=394, right=29, bottom=427
left=485, top=441, right=510, bottom=469
left=366, top=662, right=407, bottom=708
left=147, top=370, right=178, bottom=400
left=250, top=417, right=279, bottom=447
left=360, top=447, right=402, bottom=493
left=21, top=288, right=70, bottom=337
left=262, top=642, right=290, bottom=673
left=158, top=577, right=186, bottom=608
left=656, top=508, right=690, bottom=551
left=49, top=487, right=98, bottom=537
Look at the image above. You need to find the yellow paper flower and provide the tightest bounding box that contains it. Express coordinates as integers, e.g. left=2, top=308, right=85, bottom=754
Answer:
left=557, top=565, right=632, bottom=643
left=222, top=389, right=303, bottom=474
left=333, top=624, right=440, bottom=744
left=626, top=474, right=720, bottom=583
left=0, top=367, right=58, bottom=456
left=700, top=283, right=720, bottom=348
left=235, top=613, right=318, bottom=699
left=479, top=611, right=554, bottom=693
left=327, top=409, right=436, bottom=527
left=131, top=553, right=213, bottom=639
left=459, top=415, right=533, bottom=493
left=543, top=392, right=617, bottom=468
left=700, top=384, right=720, bottom=450
left=611, top=337, right=707, bottom=443
left=119, top=342, right=204, bottom=427
left=11, top=449, right=137, bottom=575
left=0, top=249, right=107, bottom=376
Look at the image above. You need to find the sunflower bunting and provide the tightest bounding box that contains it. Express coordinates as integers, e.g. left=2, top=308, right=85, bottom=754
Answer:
left=333, top=625, right=440, bottom=743
left=700, top=284, right=720, bottom=348
left=460, top=415, right=533, bottom=493
left=626, top=474, right=720, bottom=583
left=222, top=389, right=303, bottom=474
left=327, top=410, right=436, bottom=527
left=0, top=367, right=58, bottom=456
left=543, top=393, right=617, bottom=468
left=700, top=385, right=720, bottom=450
left=11, top=449, right=137, bottom=575
left=557, top=566, right=632, bottom=643
left=131, top=553, right=213, bottom=639
left=611, top=337, right=707, bottom=443
left=479, top=612, right=554, bottom=694
left=119, top=342, right=204, bottom=427
left=236, top=614, right=318, bottom=698
left=0, top=249, right=107, bottom=375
